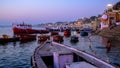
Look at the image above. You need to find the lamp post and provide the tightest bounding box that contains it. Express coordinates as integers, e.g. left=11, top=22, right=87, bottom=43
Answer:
left=107, top=4, right=113, bottom=10
left=106, top=4, right=113, bottom=13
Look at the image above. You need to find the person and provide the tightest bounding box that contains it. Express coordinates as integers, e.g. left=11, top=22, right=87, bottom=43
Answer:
left=106, top=40, right=111, bottom=53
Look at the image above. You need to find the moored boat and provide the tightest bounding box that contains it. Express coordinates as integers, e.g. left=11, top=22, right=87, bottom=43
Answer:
left=12, top=22, right=47, bottom=34
left=39, top=30, right=49, bottom=34
left=26, top=29, right=40, bottom=34
left=31, top=41, right=115, bottom=68
left=38, top=35, right=50, bottom=43
left=0, top=34, right=19, bottom=44
left=53, top=35, right=63, bottom=43
left=51, top=31, right=59, bottom=36
left=70, top=35, right=79, bottom=43
left=45, top=27, right=60, bottom=32
left=64, top=30, right=71, bottom=37
left=76, top=31, right=80, bottom=34
left=19, top=34, right=36, bottom=42
left=12, top=23, right=32, bottom=34
left=13, top=27, right=27, bottom=34
left=80, top=31, right=88, bottom=36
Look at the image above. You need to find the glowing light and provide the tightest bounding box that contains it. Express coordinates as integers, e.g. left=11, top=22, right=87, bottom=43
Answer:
left=107, top=4, right=112, bottom=9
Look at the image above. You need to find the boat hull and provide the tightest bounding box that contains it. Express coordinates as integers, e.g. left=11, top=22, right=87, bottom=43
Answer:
left=32, top=41, right=115, bottom=68
left=38, top=35, right=50, bottom=43
left=19, top=34, right=36, bottom=42
left=53, top=35, right=63, bottom=42
left=0, top=37, right=19, bottom=44
left=64, top=30, right=71, bottom=37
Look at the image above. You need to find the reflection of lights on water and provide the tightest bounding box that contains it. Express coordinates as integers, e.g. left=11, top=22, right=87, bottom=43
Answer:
left=106, top=57, right=110, bottom=63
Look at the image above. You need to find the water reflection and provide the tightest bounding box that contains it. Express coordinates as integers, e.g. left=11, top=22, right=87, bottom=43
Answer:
left=0, top=40, right=38, bottom=68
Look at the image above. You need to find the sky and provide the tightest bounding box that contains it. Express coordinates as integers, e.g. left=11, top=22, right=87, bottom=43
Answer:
left=0, top=0, right=119, bottom=25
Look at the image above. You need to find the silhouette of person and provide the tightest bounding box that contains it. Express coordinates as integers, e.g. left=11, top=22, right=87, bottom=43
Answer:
left=106, top=40, right=111, bottom=53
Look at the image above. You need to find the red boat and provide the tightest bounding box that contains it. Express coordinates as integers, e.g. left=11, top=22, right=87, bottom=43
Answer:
left=12, top=22, right=48, bottom=34
left=38, top=35, right=50, bottom=43
left=19, top=34, right=36, bottom=42
left=26, top=29, right=40, bottom=34
left=64, top=30, right=71, bottom=37
left=53, top=35, right=63, bottom=42
left=39, top=30, right=49, bottom=34
left=51, top=31, right=59, bottom=36
left=12, top=23, right=31, bottom=34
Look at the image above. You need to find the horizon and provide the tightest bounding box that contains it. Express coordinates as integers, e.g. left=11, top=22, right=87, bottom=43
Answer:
left=0, top=0, right=119, bottom=25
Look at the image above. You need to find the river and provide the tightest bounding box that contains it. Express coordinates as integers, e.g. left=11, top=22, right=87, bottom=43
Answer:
left=0, top=27, right=120, bottom=68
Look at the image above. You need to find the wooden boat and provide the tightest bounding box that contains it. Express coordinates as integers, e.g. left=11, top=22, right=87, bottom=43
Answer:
left=51, top=31, right=59, bottom=36
left=12, top=23, right=46, bottom=34
left=12, top=23, right=32, bottom=34
left=26, top=29, right=40, bottom=34
left=13, top=27, right=27, bottom=34
left=38, top=35, right=50, bottom=43
left=39, top=30, right=49, bottom=34
left=31, top=41, right=115, bottom=68
left=76, top=31, right=80, bottom=34
left=82, top=28, right=94, bottom=33
left=45, top=27, right=60, bottom=32
left=70, top=35, right=79, bottom=43
left=64, top=30, right=71, bottom=37
left=19, top=34, right=36, bottom=42
left=0, top=34, right=19, bottom=44
left=27, top=29, right=49, bottom=34
left=80, top=31, right=88, bottom=36
left=53, top=35, right=63, bottom=43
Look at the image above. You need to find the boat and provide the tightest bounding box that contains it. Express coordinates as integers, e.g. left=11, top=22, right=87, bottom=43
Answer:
left=12, top=22, right=45, bottom=34
left=12, top=23, right=31, bottom=34
left=53, top=35, right=63, bottom=43
left=31, top=41, right=115, bottom=68
left=39, top=30, right=49, bottom=34
left=51, top=31, right=59, bottom=36
left=64, top=30, right=71, bottom=37
left=70, top=35, right=79, bottom=43
left=0, top=34, right=19, bottom=44
left=19, top=34, right=36, bottom=42
left=26, top=29, right=40, bottom=34
left=80, top=31, right=88, bottom=36
left=82, top=28, right=94, bottom=33
left=46, top=27, right=60, bottom=32
left=38, top=35, right=50, bottom=43
left=76, top=31, right=80, bottom=34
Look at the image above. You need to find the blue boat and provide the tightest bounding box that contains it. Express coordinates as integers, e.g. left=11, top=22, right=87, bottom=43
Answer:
left=80, top=31, right=88, bottom=36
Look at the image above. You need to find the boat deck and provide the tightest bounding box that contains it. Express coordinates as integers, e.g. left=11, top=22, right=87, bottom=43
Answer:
left=66, top=61, right=97, bottom=68
left=38, top=42, right=72, bottom=56
left=33, top=41, right=72, bottom=68
left=32, top=41, right=115, bottom=68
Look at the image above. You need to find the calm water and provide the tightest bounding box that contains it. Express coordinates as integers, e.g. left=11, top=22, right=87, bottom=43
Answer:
left=0, top=27, right=120, bottom=68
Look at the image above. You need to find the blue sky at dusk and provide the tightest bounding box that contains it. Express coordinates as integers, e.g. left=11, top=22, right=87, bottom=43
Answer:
left=0, top=0, right=119, bottom=25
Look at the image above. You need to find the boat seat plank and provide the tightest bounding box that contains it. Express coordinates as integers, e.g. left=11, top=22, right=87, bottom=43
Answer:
left=66, top=61, right=97, bottom=68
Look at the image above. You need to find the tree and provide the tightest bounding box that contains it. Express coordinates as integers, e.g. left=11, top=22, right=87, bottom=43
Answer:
left=90, top=16, right=97, bottom=21
left=113, top=1, right=120, bottom=10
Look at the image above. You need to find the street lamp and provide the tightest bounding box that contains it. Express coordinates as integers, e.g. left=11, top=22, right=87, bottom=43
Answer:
left=107, top=4, right=113, bottom=11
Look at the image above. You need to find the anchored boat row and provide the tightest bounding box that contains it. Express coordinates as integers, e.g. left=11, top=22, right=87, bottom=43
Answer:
left=0, top=29, right=89, bottom=44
